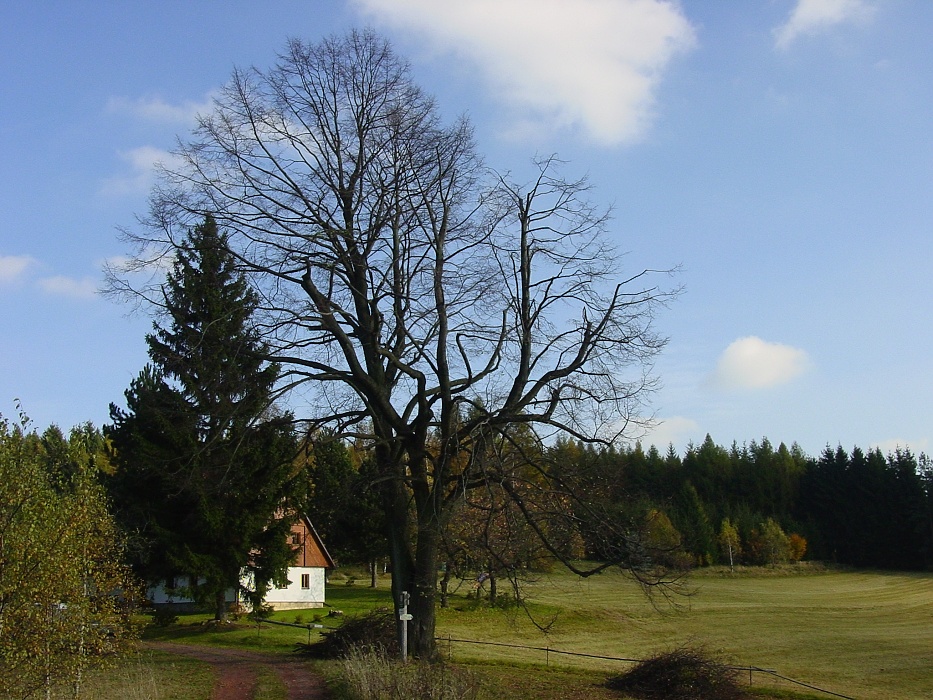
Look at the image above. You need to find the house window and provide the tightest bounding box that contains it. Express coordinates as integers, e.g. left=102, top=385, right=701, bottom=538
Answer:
left=301, top=574, right=310, bottom=589
left=291, top=533, right=301, bottom=545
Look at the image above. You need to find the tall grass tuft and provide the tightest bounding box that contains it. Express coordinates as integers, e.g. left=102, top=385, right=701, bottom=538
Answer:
left=339, top=646, right=484, bottom=700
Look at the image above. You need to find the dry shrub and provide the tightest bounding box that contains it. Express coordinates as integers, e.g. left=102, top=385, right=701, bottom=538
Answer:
left=339, top=646, right=483, bottom=700
left=295, top=607, right=398, bottom=659
left=606, top=647, right=750, bottom=700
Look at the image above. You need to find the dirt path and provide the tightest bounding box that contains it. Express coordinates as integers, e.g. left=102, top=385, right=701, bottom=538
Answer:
left=148, top=642, right=330, bottom=700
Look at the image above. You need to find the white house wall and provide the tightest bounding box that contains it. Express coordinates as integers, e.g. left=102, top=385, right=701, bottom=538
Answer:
left=148, top=566, right=326, bottom=609
left=263, top=566, right=327, bottom=608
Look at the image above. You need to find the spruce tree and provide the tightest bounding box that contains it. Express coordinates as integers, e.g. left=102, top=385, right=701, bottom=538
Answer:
left=108, top=214, right=300, bottom=619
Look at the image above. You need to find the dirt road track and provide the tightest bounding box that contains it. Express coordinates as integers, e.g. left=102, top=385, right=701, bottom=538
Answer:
left=148, top=642, right=330, bottom=700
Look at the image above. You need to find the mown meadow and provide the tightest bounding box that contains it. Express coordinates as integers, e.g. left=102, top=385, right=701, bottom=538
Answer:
left=77, top=566, right=933, bottom=700
left=432, top=565, right=933, bottom=699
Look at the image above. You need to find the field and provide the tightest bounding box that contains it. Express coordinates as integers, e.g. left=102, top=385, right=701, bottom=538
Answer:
left=432, top=566, right=933, bottom=699
left=132, top=566, right=932, bottom=699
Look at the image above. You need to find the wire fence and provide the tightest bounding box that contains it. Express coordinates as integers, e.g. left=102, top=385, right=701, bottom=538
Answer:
left=256, top=617, right=326, bottom=645
left=438, top=635, right=856, bottom=700
left=257, top=617, right=856, bottom=699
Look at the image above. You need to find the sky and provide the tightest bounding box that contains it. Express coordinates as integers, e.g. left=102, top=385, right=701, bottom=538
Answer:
left=2, top=0, right=932, bottom=459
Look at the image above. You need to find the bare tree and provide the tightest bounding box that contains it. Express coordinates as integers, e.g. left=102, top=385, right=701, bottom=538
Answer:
left=111, top=30, right=675, bottom=657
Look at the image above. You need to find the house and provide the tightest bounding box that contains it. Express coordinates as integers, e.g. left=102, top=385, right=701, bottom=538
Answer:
left=148, top=514, right=335, bottom=610
left=262, top=514, right=335, bottom=609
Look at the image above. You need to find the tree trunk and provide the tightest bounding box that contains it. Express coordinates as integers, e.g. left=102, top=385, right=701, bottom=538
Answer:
left=385, top=488, right=417, bottom=658
left=488, top=569, right=498, bottom=605
left=214, top=589, right=227, bottom=622
left=369, top=558, right=378, bottom=588
left=409, top=523, right=439, bottom=659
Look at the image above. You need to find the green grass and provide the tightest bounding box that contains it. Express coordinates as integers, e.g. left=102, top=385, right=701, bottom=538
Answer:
left=139, top=566, right=933, bottom=699
left=139, top=582, right=395, bottom=653
left=431, top=565, right=933, bottom=700
left=46, top=649, right=214, bottom=700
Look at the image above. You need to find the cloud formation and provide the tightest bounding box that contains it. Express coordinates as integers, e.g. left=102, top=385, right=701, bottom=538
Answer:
left=37, top=276, right=98, bottom=300
left=106, top=95, right=212, bottom=125
left=0, top=255, right=36, bottom=284
left=642, top=415, right=700, bottom=450
left=711, top=336, right=810, bottom=390
left=100, top=146, right=179, bottom=197
left=353, top=0, right=696, bottom=145
left=774, top=0, right=874, bottom=50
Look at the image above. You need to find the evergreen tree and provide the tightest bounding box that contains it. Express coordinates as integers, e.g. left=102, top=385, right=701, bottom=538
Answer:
left=672, top=481, right=716, bottom=565
left=302, top=434, right=387, bottom=583
left=107, top=215, right=300, bottom=619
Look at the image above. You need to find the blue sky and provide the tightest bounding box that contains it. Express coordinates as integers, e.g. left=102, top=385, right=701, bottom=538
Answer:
left=2, top=0, right=931, bottom=458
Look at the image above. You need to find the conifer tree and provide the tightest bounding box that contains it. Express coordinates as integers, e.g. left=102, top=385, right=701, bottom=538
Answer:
left=107, top=215, right=300, bottom=619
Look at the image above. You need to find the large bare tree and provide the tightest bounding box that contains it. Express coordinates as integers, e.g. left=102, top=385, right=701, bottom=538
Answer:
left=112, top=30, right=674, bottom=657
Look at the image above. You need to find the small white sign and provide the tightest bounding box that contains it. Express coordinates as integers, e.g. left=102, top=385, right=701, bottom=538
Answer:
left=399, top=613, right=413, bottom=621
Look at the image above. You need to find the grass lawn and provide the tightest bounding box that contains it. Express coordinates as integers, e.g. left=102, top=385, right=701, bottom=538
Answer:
left=140, top=566, right=933, bottom=700
left=433, top=565, right=933, bottom=700
left=45, top=649, right=214, bottom=700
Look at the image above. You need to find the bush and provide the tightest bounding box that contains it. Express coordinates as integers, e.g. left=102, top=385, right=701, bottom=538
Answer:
left=295, top=607, right=398, bottom=659
left=339, top=645, right=483, bottom=700
left=148, top=606, right=179, bottom=628
left=606, top=647, right=750, bottom=700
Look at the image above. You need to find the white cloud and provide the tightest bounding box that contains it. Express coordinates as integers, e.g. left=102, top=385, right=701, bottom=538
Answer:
left=37, top=276, right=99, bottom=300
left=106, top=95, right=212, bottom=125
left=0, top=255, right=36, bottom=284
left=641, top=415, right=700, bottom=450
left=99, top=146, right=180, bottom=197
left=353, top=0, right=696, bottom=145
left=774, top=0, right=875, bottom=50
left=710, top=336, right=810, bottom=390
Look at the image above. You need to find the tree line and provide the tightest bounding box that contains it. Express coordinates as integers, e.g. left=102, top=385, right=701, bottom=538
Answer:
left=542, top=435, right=933, bottom=572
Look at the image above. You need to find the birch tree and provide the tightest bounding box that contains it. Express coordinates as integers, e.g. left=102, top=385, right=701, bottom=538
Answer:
left=0, top=415, right=136, bottom=699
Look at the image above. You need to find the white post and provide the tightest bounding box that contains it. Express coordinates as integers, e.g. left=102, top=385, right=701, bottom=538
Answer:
left=398, top=590, right=412, bottom=663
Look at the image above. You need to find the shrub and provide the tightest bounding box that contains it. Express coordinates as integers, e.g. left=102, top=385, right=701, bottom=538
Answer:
left=148, top=606, right=179, bottom=628
left=295, top=607, right=398, bottom=659
left=788, top=533, right=807, bottom=562
left=339, top=645, right=483, bottom=700
left=606, top=647, right=750, bottom=700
